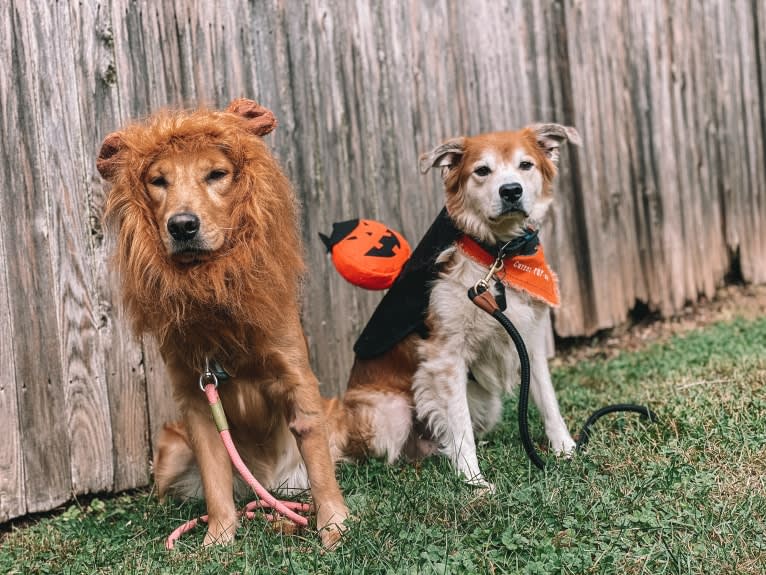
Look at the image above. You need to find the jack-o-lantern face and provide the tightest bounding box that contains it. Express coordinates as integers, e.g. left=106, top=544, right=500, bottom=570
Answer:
left=319, top=219, right=411, bottom=290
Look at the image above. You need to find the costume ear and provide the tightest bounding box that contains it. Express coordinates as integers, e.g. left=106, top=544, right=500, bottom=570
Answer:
left=226, top=98, right=278, bottom=136
left=531, top=123, right=581, bottom=164
left=419, top=137, right=466, bottom=175
left=97, top=131, right=124, bottom=181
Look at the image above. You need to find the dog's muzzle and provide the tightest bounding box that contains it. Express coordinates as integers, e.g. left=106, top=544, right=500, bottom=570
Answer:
left=166, top=212, right=214, bottom=263
left=498, top=183, right=528, bottom=217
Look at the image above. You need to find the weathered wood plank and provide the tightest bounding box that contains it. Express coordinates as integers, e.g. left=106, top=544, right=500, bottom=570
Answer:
left=0, top=228, right=24, bottom=521
left=0, top=0, right=26, bottom=524
left=0, top=223, right=25, bottom=521
left=38, top=0, right=115, bottom=495
left=1, top=0, right=72, bottom=513
left=715, top=0, right=766, bottom=284
left=95, top=0, right=154, bottom=491
left=754, top=0, right=766, bottom=285
left=80, top=0, right=153, bottom=494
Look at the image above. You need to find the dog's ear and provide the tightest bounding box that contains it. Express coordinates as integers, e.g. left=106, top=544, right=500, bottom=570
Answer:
left=419, top=138, right=466, bottom=175
left=531, top=124, right=581, bottom=164
left=97, top=131, right=124, bottom=182
left=227, top=98, right=278, bottom=137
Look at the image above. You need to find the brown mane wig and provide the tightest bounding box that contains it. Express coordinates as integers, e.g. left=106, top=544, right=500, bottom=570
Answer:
left=97, top=100, right=303, bottom=361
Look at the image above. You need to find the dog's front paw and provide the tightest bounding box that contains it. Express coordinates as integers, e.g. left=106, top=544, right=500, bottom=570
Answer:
left=202, top=518, right=237, bottom=546
left=317, top=503, right=350, bottom=549
left=550, top=434, right=577, bottom=457
left=469, top=480, right=496, bottom=496
left=464, top=474, right=496, bottom=494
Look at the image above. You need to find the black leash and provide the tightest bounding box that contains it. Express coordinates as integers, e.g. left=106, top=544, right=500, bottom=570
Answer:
left=468, top=283, right=656, bottom=470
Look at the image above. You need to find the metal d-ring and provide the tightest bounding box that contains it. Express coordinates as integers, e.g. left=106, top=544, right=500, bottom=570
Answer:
left=199, top=357, right=220, bottom=391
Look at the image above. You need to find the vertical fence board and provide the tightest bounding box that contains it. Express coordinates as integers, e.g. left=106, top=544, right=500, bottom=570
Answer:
left=0, top=227, right=24, bottom=521
left=1, top=0, right=71, bottom=512
left=755, top=0, right=766, bottom=285
left=0, top=0, right=25, bottom=524
left=143, top=340, right=177, bottom=452
left=37, top=0, right=115, bottom=495
left=80, top=0, right=155, bottom=493
left=97, top=0, right=153, bottom=491
left=717, top=0, right=766, bottom=284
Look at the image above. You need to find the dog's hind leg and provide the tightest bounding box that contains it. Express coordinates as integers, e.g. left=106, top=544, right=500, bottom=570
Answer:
left=334, top=387, right=414, bottom=463
left=153, top=421, right=201, bottom=500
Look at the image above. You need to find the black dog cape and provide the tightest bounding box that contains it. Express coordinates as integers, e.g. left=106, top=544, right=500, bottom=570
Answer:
left=353, top=208, right=539, bottom=359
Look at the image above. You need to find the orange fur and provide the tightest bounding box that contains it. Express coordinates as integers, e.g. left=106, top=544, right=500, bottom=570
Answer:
left=98, top=99, right=348, bottom=547
left=101, top=103, right=302, bottom=362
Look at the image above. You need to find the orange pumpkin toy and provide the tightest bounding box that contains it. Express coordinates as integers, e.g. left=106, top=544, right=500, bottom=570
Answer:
left=319, top=219, right=411, bottom=290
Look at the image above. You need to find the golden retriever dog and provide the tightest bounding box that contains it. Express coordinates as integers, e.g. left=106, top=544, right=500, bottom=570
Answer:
left=328, top=125, right=581, bottom=490
left=97, top=99, right=348, bottom=546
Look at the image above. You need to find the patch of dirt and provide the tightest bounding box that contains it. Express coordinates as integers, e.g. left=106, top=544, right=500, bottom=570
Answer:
left=551, top=284, right=766, bottom=367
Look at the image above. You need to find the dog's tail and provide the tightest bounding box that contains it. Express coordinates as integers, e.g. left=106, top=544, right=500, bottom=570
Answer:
left=323, top=385, right=429, bottom=465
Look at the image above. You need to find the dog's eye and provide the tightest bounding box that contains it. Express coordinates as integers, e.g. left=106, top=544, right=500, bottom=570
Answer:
left=474, top=166, right=491, bottom=177
left=207, top=170, right=228, bottom=182
left=519, top=161, right=534, bottom=171
left=149, top=176, right=167, bottom=187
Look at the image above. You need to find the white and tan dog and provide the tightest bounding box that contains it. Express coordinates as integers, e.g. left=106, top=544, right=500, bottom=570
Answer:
left=330, top=124, right=581, bottom=488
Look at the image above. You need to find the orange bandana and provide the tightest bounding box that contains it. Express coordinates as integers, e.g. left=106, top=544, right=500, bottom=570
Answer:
left=456, top=235, right=560, bottom=307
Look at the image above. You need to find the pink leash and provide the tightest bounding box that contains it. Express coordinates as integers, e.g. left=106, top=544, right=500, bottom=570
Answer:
left=165, top=368, right=310, bottom=550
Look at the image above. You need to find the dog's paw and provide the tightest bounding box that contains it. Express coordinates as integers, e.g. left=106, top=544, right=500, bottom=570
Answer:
left=319, top=522, right=345, bottom=550
left=202, top=522, right=237, bottom=546
left=317, top=503, right=350, bottom=550
left=550, top=434, right=577, bottom=458
left=464, top=475, right=496, bottom=494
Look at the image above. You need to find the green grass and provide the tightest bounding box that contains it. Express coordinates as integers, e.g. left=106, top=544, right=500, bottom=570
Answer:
left=3, top=317, right=766, bottom=574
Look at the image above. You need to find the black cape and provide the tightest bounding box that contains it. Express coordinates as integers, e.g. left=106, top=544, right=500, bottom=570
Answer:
left=353, top=208, right=460, bottom=359
left=353, top=208, right=540, bottom=359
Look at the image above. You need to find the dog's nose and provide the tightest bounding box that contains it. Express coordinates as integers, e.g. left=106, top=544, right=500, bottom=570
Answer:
left=499, top=183, right=523, bottom=204
left=167, top=212, right=200, bottom=241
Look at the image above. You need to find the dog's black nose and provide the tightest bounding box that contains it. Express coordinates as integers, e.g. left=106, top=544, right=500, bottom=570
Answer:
left=167, top=212, right=200, bottom=241
left=499, top=183, right=523, bottom=204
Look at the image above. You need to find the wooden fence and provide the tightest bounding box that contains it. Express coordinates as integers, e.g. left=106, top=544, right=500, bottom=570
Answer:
left=1, top=0, right=764, bottom=522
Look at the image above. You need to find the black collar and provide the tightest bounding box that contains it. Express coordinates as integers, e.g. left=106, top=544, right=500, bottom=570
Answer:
left=470, top=228, right=540, bottom=260
left=208, top=358, right=231, bottom=381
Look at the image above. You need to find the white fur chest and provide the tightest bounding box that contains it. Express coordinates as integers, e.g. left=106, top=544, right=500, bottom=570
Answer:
left=425, top=247, right=549, bottom=395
